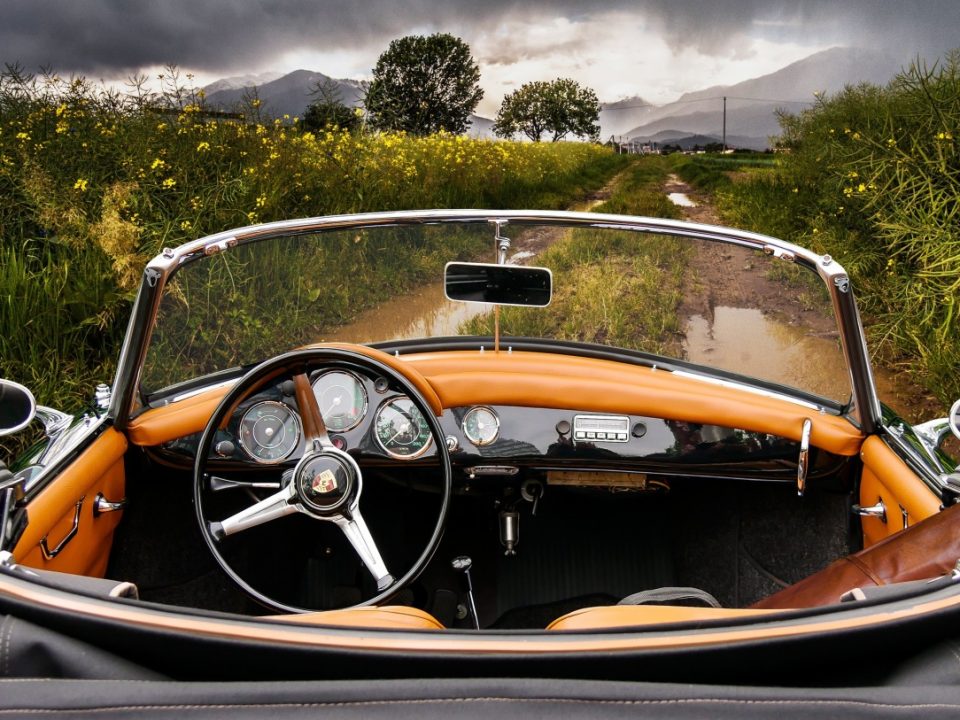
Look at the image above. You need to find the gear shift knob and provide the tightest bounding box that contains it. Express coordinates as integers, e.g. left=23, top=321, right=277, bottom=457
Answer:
left=451, top=555, right=479, bottom=629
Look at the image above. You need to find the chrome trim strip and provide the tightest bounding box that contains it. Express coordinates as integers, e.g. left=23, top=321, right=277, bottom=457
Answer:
left=40, top=496, right=84, bottom=559
left=671, top=370, right=828, bottom=412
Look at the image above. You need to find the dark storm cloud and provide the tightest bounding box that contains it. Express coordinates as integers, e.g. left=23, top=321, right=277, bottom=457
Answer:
left=2, top=0, right=958, bottom=76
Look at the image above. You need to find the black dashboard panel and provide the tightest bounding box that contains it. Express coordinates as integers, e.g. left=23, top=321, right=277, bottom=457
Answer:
left=157, top=373, right=847, bottom=483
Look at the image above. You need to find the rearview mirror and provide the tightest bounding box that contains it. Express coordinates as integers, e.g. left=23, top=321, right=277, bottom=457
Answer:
left=0, top=379, right=36, bottom=437
left=444, top=262, right=552, bottom=307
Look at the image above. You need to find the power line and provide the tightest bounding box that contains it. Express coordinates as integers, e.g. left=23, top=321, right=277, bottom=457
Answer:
left=602, top=94, right=815, bottom=111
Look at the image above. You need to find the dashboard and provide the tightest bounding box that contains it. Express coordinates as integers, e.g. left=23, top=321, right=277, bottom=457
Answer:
left=156, top=367, right=849, bottom=484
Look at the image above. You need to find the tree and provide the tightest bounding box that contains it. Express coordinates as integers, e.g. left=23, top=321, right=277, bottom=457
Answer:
left=494, top=78, right=601, bottom=142
left=365, top=34, right=483, bottom=135
left=303, top=78, right=361, bottom=132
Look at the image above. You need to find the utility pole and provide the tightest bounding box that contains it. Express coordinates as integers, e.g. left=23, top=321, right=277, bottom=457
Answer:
left=722, top=96, right=727, bottom=152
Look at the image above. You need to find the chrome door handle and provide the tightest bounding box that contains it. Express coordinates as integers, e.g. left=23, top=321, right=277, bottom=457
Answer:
left=93, top=492, right=127, bottom=516
left=40, top=496, right=84, bottom=559
left=853, top=499, right=887, bottom=523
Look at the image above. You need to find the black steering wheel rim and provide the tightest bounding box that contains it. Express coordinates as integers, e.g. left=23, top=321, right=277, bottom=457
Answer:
left=193, top=346, right=452, bottom=614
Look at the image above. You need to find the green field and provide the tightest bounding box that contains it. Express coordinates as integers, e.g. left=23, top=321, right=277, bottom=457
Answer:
left=671, top=52, right=960, bottom=406
left=0, top=69, right=627, bottom=416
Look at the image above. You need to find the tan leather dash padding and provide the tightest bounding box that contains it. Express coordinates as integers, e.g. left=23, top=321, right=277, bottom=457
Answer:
left=409, top=351, right=863, bottom=455
left=859, top=435, right=941, bottom=546
left=128, top=349, right=863, bottom=455
left=547, top=604, right=776, bottom=631
left=128, top=342, right=443, bottom=447
left=269, top=605, right=443, bottom=630
left=15, top=428, right=127, bottom=578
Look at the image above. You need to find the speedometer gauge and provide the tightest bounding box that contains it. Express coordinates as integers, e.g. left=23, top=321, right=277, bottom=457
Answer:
left=238, top=401, right=301, bottom=464
left=312, top=370, right=367, bottom=431
left=374, top=397, right=433, bottom=459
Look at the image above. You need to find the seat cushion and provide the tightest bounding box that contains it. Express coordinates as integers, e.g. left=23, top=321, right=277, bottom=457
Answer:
left=269, top=605, right=444, bottom=630
left=547, top=605, right=775, bottom=631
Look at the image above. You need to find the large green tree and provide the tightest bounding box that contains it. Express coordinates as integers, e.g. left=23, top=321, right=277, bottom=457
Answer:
left=494, top=78, right=601, bottom=142
left=365, top=34, right=483, bottom=135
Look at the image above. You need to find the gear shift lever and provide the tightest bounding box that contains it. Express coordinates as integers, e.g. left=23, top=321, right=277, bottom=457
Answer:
left=451, top=555, right=480, bottom=630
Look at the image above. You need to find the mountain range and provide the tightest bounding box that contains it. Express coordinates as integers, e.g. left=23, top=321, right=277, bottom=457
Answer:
left=203, top=46, right=905, bottom=148
left=603, top=47, right=903, bottom=150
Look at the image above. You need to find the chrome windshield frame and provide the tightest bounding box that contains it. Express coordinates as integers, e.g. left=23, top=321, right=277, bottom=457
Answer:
left=108, top=210, right=881, bottom=434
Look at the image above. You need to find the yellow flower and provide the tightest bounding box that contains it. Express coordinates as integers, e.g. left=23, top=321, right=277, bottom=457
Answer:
left=15, top=131, right=29, bottom=141
left=73, top=178, right=89, bottom=192
left=179, top=220, right=192, bottom=231
left=162, top=177, right=177, bottom=189
left=196, top=141, right=211, bottom=152
left=150, top=157, right=166, bottom=170
left=55, top=104, right=68, bottom=117
left=255, top=194, right=267, bottom=208
left=251, top=99, right=262, bottom=109
left=857, top=183, right=866, bottom=192
left=55, top=121, right=69, bottom=134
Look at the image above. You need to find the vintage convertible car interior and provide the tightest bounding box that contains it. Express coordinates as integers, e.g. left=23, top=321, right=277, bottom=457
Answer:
left=2, top=211, right=960, bottom=685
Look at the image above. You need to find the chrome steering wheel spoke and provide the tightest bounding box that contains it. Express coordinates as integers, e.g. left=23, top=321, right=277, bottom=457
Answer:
left=213, top=482, right=299, bottom=538
left=333, top=507, right=394, bottom=591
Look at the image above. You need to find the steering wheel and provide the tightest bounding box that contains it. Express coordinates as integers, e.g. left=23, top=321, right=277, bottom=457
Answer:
left=193, top=347, right=452, bottom=613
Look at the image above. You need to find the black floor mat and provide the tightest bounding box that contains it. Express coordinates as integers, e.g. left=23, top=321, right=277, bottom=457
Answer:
left=493, top=492, right=676, bottom=621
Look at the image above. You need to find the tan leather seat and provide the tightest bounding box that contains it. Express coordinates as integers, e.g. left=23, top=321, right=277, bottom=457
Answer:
left=753, top=502, right=960, bottom=610
left=268, top=605, right=444, bottom=630
left=547, top=605, right=775, bottom=631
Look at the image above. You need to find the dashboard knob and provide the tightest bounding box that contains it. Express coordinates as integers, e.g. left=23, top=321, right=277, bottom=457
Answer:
left=555, top=420, right=571, bottom=435
left=215, top=440, right=235, bottom=457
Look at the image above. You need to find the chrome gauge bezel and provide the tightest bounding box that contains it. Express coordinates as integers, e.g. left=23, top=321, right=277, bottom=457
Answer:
left=237, top=400, right=302, bottom=465
left=373, top=396, right=434, bottom=460
left=462, top=406, right=500, bottom=447
left=311, top=369, right=369, bottom=432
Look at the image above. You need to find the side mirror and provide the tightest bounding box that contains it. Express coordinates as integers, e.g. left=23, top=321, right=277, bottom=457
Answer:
left=950, top=399, right=960, bottom=441
left=444, top=262, right=552, bottom=307
left=0, top=379, right=36, bottom=437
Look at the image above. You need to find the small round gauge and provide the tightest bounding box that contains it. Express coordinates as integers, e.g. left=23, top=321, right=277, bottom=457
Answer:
left=312, top=370, right=368, bottom=432
left=462, top=406, right=500, bottom=447
left=238, top=401, right=301, bottom=464
left=374, top=396, right=433, bottom=459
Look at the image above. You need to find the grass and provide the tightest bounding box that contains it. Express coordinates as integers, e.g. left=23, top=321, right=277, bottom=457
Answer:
left=0, top=66, right=628, bottom=417
left=460, top=157, right=687, bottom=354
left=684, top=52, right=960, bottom=407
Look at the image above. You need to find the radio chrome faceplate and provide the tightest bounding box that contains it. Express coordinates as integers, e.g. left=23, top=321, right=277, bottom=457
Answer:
left=573, top=414, right=630, bottom=443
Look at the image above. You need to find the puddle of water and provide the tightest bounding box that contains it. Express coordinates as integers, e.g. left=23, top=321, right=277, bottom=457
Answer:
left=683, top=306, right=852, bottom=403
left=668, top=192, right=697, bottom=208
left=325, top=282, right=490, bottom=344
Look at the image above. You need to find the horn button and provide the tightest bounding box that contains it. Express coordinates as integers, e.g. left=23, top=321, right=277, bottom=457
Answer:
left=294, top=450, right=355, bottom=514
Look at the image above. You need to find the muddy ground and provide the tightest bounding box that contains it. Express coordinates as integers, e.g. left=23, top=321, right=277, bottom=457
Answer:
left=665, top=173, right=947, bottom=426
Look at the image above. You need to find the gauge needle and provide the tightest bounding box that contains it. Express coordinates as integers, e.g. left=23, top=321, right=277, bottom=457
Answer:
left=387, top=421, right=411, bottom=444
left=323, top=396, right=342, bottom=416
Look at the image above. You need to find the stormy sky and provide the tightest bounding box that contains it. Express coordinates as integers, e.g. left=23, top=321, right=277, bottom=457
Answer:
left=3, top=1, right=958, bottom=114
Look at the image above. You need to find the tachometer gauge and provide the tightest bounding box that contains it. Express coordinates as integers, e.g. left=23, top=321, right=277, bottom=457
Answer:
left=312, top=370, right=368, bottom=431
left=462, top=406, right=500, bottom=447
left=238, top=401, right=301, bottom=464
left=374, top=396, right=433, bottom=459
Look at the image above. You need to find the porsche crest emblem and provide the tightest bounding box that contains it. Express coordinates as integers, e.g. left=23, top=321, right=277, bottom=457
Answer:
left=311, top=469, right=338, bottom=494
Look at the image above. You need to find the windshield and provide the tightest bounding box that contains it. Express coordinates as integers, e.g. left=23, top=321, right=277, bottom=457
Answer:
left=141, top=219, right=852, bottom=406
